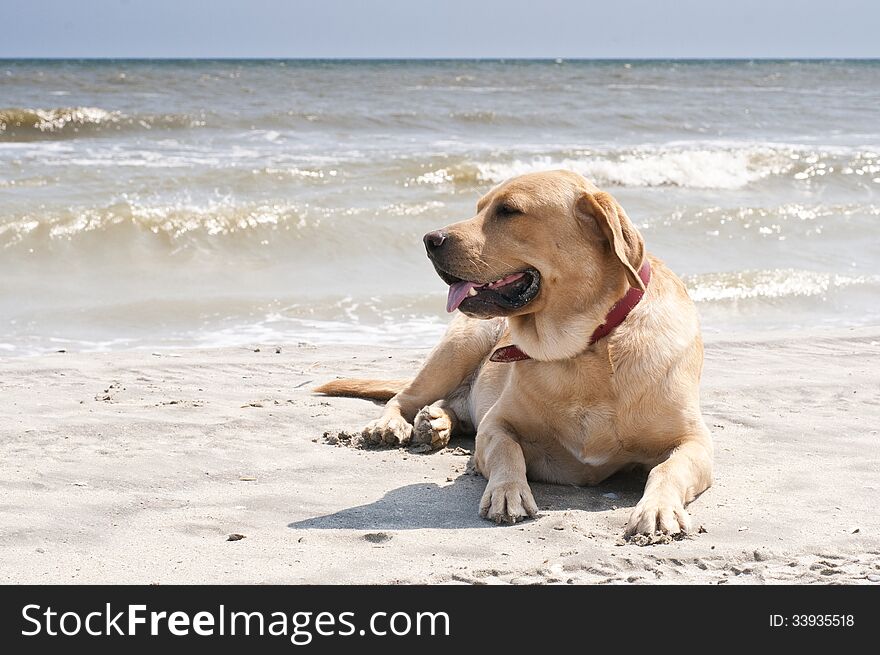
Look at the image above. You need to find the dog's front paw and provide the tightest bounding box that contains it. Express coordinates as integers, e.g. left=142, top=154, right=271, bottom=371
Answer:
left=412, top=404, right=454, bottom=450
left=479, top=478, right=538, bottom=524
left=625, top=493, right=692, bottom=537
left=362, top=414, right=413, bottom=446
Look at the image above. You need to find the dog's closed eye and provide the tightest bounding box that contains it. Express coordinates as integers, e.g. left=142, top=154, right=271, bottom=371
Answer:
left=495, top=203, right=522, bottom=217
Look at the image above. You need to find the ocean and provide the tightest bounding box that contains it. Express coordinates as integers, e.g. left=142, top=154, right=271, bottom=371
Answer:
left=1, top=59, right=879, bottom=355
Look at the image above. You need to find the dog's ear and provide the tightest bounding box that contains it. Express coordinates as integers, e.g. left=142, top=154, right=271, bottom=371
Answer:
left=576, top=191, right=646, bottom=291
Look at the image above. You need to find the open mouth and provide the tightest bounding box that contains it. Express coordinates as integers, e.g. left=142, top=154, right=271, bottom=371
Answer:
left=439, top=268, right=541, bottom=314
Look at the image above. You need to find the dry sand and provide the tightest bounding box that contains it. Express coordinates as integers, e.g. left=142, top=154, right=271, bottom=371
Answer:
left=1, top=326, right=879, bottom=584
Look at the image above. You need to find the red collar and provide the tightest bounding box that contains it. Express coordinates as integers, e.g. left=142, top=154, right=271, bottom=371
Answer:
left=489, top=260, right=651, bottom=363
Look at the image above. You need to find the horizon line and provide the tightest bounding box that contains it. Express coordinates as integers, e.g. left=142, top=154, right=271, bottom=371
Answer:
left=2, top=56, right=879, bottom=62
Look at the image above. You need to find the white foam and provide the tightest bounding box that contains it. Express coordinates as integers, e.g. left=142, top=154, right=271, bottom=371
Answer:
left=399, top=140, right=880, bottom=191
left=472, top=146, right=794, bottom=190
left=685, top=269, right=880, bottom=303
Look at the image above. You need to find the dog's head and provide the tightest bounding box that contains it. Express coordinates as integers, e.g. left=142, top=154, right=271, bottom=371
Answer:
left=424, top=170, right=646, bottom=360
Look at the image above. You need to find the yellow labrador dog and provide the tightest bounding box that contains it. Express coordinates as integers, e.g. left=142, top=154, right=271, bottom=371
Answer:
left=316, top=170, right=713, bottom=537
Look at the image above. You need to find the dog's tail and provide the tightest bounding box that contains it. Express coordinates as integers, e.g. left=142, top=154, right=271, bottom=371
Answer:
left=313, top=378, right=410, bottom=402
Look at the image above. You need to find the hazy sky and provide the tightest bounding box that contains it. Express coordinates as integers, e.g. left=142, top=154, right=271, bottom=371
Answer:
left=2, top=0, right=878, bottom=59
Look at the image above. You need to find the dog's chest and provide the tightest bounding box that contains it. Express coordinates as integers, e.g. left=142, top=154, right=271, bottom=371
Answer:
left=557, top=404, right=619, bottom=466
left=516, top=362, right=620, bottom=467
left=511, top=398, right=620, bottom=485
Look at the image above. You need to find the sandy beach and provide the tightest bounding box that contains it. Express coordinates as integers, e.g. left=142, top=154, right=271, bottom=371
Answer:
left=1, top=325, right=878, bottom=585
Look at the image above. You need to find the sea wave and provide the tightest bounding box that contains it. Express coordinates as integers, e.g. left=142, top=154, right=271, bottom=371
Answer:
left=0, top=197, right=307, bottom=247
left=684, top=268, right=880, bottom=303
left=475, top=149, right=780, bottom=189
left=3, top=193, right=876, bottom=254
left=0, top=106, right=206, bottom=140
left=640, top=202, right=880, bottom=239
left=0, top=196, right=446, bottom=250
left=408, top=144, right=880, bottom=190
left=4, top=120, right=878, bottom=192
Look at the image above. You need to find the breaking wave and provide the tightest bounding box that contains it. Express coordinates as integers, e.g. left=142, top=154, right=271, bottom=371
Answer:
left=0, top=106, right=205, bottom=140
left=408, top=144, right=880, bottom=190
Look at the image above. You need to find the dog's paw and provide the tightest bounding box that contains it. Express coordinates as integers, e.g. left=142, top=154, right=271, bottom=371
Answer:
left=412, top=404, right=453, bottom=450
left=479, top=478, right=538, bottom=524
left=625, top=493, right=692, bottom=537
left=362, top=415, right=413, bottom=447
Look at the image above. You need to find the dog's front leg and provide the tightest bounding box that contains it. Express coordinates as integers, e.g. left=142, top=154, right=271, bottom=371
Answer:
left=362, top=314, right=499, bottom=446
left=475, top=420, right=538, bottom=524
left=626, top=434, right=713, bottom=536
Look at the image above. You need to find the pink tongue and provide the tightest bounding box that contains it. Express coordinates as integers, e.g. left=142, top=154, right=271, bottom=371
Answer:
left=446, top=281, right=479, bottom=313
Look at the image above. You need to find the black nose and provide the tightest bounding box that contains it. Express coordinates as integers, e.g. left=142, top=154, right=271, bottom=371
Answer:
left=423, top=230, right=447, bottom=254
